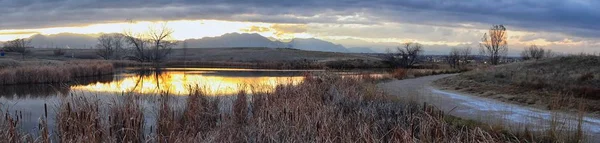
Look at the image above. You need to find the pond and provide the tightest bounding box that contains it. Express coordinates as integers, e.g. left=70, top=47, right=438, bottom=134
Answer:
left=0, top=68, right=386, bottom=135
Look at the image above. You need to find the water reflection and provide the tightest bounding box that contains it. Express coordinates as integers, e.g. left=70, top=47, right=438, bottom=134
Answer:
left=72, top=69, right=306, bottom=96
left=0, top=75, right=113, bottom=98
left=0, top=68, right=385, bottom=98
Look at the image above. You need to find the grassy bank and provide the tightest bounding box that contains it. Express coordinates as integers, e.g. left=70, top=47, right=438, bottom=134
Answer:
left=162, top=59, right=388, bottom=69
left=12, top=47, right=389, bottom=70
left=391, top=68, right=467, bottom=80
left=0, top=59, right=114, bottom=85
left=1, top=74, right=582, bottom=142
left=435, top=55, right=600, bottom=113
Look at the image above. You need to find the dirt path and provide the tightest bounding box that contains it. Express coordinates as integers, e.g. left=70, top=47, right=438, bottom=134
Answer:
left=378, top=74, right=600, bottom=142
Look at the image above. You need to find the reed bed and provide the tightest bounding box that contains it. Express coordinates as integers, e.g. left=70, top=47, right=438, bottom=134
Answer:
left=0, top=60, right=113, bottom=85
left=0, top=74, right=586, bottom=142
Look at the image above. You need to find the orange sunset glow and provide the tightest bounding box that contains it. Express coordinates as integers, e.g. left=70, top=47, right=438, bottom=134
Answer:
left=71, top=71, right=305, bottom=96
left=0, top=20, right=313, bottom=41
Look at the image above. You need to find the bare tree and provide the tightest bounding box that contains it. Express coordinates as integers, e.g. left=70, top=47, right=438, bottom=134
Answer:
left=521, top=44, right=553, bottom=60
left=386, top=42, right=424, bottom=68
left=2, top=38, right=32, bottom=60
left=123, top=22, right=175, bottom=63
left=447, top=48, right=461, bottom=69
left=447, top=47, right=472, bottom=69
left=480, top=25, right=508, bottom=65
left=147, top=24, right=175, bottom=63
left=123, top=30, right=148, bottom=62
left=96, top=34, right=124, bottom=60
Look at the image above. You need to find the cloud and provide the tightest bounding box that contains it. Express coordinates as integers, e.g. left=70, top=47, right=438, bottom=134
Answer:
left=0, top=31, right=40, bottom=35
left=241, top=26, right=271, bottom=33
left=1, top=0, right=599, bottom=39
left=1, top=0, right=599, bottom=54
left=271, top=24, right=308, bottom=36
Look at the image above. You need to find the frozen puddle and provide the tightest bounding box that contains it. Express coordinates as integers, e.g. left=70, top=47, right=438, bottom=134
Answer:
left=431, top=88, right=600, bottom=137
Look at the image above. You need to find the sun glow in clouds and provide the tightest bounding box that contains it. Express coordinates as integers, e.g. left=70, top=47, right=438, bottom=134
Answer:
left=0, top=20, right=313, bottom=41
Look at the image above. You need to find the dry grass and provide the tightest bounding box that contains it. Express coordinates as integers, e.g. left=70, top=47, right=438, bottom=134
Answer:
left=108, top=94, right=145, bottom=142
left=0, top=108, right=27, bottom=142
left=391, top=68, right=465, bottom=80
left=436, top=55, right=600, bottom=113
left=0, top=60, right=113, bottom=85
left=164, top=60, right=325, bottom=69
left=56, top=95, right=104, bottom=142
left=0, top=73, right=583, bottom=142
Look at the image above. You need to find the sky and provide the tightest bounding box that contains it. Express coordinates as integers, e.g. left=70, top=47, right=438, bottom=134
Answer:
left=0, top=0, right=599, bottom=55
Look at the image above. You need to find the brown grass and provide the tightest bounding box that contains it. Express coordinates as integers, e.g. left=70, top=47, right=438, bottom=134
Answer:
left=0, top=109, right=26, bottom=142
left=0, top=60, right=113, bottom=85
left=164, top=60, right=325, bottom=69
left=436, top=55, right=600, bottom=113
left=108, top=95, right=145, bottom=142
left=56, top=95, right=104, bottom=142
left=391, top=68, right=465, bottom=80
left=0, top=73, right=583, bottom=142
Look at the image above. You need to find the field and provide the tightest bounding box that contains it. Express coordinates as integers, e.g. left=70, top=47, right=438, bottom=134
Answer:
left=3, top=48, right=387, bottom=69
left=1, top=73, right=574, bottom=142
left=0, top=48, right=590, bottom=142
left=435, top=55, right=600, bottom=114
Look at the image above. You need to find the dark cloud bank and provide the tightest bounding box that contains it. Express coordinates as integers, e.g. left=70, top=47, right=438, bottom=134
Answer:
left=1, top=0, right=599, bottom=38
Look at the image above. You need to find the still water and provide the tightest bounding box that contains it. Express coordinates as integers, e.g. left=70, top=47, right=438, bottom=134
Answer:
left=71, top=68, right=311, bottom=96
left=0, top=68, right=384, bottom=134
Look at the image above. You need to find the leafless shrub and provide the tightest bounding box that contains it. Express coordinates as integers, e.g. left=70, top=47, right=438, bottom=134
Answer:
left=96, top=33, right=125, bottom=60
left=386, top=42, right=424, bottom=68
left=521, top=44, right=553, bottom=60
left=2, top=38, right=32, bottom=60
left=447, top=47, right=472, bottom=69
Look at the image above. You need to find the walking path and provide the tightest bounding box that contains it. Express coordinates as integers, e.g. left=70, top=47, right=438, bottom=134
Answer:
left=377, top=74, right=600, bottom=142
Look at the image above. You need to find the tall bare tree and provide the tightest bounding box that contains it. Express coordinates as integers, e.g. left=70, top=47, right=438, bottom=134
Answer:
left=480, top=25, right=508, bottom=65
left=2, top=38, right=32, bottom=60
left=386, top=42, right=424, bottom=68
left=147, top=23, right=175, bottom=63
left=521, top=44, right=553, bottom=60
left=123, top=22, right=175, bottom=63
left=96, top=33, right=124, bottom=60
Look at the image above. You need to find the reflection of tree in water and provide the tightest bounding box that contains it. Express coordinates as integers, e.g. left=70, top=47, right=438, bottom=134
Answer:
left=0, top=75, right=114, bottom=98
left=72, top=75, right=114, bottom=86
left=128, top=69, right=173, bottom=94
left=0, top=84, right=70, bottom=98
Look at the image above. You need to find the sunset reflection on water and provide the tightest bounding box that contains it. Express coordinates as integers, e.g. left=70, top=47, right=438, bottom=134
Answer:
left=72, top=70, right=306, bottom=96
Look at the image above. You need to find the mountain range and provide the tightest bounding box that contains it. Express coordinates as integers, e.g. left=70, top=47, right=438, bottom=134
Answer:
left=182, top=33, right=351, bottom=53
left=18, top=32, right=376, bottom=53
